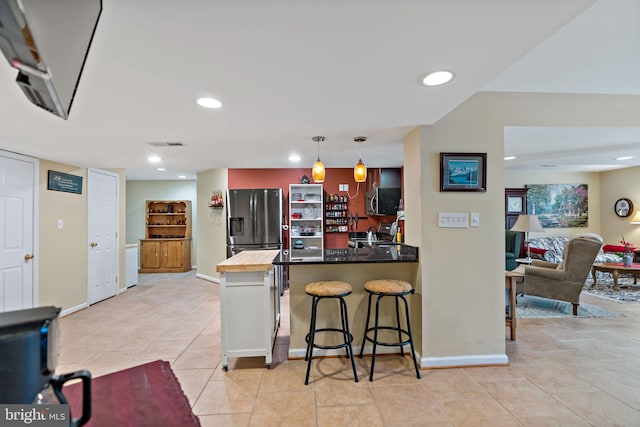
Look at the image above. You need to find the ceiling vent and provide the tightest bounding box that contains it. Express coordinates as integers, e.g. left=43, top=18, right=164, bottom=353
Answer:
left=146, top=141, right=185, bottom=147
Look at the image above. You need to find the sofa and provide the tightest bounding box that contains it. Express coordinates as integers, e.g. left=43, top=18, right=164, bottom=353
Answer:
left=528, top=235, right=625, bottom=264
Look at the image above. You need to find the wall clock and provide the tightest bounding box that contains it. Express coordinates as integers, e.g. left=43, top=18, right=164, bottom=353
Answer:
left=614, top=198, right=633, bottom=217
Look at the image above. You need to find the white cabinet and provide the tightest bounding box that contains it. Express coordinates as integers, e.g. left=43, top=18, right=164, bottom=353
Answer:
left=125, top=244, right=138, bottom=287
left=217, top=250, right=280, bottom=370
left=289, top=184, right=323, bottom=259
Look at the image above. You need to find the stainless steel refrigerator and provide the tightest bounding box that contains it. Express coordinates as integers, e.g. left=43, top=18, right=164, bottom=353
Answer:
left=226, top=188, right=284, bottom=257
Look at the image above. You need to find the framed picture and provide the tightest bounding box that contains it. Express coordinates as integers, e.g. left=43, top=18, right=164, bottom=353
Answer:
left=507, top=195, right=524, bottom=213
left=440, top=152, right=487, bottom=192
left=525, top=183, right=588, bottom=228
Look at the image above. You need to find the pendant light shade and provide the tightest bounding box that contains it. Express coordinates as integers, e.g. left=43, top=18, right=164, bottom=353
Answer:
left=311, top=136, right=325, bottom=183
left=353, top=136, right=367, bottom=183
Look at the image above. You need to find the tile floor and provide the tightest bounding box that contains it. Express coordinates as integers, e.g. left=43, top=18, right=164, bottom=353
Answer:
left=57, top=274, right=640, bottom=426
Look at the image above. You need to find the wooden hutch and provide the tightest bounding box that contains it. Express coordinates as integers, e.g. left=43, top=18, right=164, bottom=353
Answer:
left=139, top=200, right=192, bottom=273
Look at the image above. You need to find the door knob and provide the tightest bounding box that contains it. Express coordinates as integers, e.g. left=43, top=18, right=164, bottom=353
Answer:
left=24, top=254, right=34, bottom=261
left=90, top=242, right=98, bottom=247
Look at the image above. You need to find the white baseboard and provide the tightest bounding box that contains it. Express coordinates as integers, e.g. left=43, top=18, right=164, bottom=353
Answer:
left=60, top=303, right=88, bottom=317
left=289, top=345, right=411, bottom=359
left=196, top=272, right=219, bottom=284
left=290, top=347, right=508, bottom=368
left=421, top=354, right=508, bottom=368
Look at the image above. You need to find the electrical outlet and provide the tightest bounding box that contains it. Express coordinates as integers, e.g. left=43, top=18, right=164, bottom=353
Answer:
left=438, top=212, right=469, bottom=228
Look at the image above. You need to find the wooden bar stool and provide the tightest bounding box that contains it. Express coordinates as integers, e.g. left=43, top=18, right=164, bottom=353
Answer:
left=304, top=280, right=359, bottom=385
left=358, top=279, right=421, bottom=381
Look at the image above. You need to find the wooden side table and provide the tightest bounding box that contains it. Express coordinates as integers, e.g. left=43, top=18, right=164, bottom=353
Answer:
left=505, top=267, right=524, bottom=340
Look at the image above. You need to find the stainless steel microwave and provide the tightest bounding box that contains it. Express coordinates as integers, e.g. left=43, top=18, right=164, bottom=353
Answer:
left=366, top=187, right=401, bottom=216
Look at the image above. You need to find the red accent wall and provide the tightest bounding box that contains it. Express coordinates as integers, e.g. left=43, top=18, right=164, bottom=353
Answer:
left=228, top=168, right=399, bottom=248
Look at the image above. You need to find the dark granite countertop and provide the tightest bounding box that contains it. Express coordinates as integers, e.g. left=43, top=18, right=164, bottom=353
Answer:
left=273, top=244, right=418, bottom=265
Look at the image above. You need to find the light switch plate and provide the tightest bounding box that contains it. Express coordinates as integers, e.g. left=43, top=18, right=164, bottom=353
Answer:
left=438, top=212, right=469, bottom=228
left=471, top=212, right=480, bottom=227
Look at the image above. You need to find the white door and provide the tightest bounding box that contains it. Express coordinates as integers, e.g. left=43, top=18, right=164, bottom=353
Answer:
left=0, top=151, right=37, bottom=312
left=87, top=169, right=118, bottom=304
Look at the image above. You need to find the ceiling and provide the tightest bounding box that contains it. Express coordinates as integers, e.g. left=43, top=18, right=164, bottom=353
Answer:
left=1, top=0, right=635, bottom=180
left=489, top=0, right=640, bottom=173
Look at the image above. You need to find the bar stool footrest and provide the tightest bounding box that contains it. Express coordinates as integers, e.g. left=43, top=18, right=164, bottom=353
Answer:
left=306, top=328, right=354, bottom=350
left=362, top=326, right=411, bottom=347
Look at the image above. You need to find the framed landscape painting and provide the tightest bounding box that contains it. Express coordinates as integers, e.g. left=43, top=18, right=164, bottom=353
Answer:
left=525, top=183, right=588, bottom=228
left=440, top=152, right=487, bottom=192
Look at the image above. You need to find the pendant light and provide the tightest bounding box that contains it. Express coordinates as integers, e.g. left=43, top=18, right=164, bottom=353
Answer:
left=311, top=136, right=325, bottom=183
left=353, top=136, right=367, bottom=183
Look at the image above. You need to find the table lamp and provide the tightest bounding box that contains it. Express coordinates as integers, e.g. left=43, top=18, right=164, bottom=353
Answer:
left=510, top=214, right=545, bottom=261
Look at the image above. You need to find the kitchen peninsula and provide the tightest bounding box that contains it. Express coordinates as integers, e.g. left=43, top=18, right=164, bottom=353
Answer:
left=274, top=244, right=419, bottom=359
left=216, top=245, right=419, bottom=366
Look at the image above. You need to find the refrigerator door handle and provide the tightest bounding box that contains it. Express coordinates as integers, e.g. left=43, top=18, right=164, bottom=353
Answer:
left=251, top=192, right=257, bottom=243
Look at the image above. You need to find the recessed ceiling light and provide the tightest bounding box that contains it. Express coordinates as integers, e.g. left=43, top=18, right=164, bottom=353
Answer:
left=147, top=155, right=162, bottom=163
left=421, top=70, right=454, bottom=86
left=542, top=164, right=557, bottom=168
left=196, top=97, right=222, bottom=109
left=504, top=156, right=516, bottom=160
left=178, top=175, right=186, bottom=179
left=156, top=167, right=166, bottom=171
left=288, top=154, right=301, bottom=162
left=616, top=156, right=633, bottom=161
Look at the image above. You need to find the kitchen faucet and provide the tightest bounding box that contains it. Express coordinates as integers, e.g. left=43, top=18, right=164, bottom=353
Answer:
left=367, top=226, right=376, bottom=244
left=392, top=215, right=404, bottom=243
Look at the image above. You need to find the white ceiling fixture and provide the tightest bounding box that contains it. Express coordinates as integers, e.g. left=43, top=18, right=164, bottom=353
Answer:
left=156, top=167, right=166, bottom=171
left=504, top=156, right=516, bottom=160
left=196, top=97, right=222, bottom=109
left=288, top=154, right=301, bottom=162
left=147, top=156, right=162, bottom=163
left=616, top=156, right=633, bottom=161
left=421, top=70, right=455, bottom=86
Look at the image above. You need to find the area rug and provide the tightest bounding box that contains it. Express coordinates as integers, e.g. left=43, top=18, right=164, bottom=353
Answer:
left=583, top=276, right=640, bottom=303
left=516, top=295, right=621, bottom=318
left=63, top=360, right=200, bottom=426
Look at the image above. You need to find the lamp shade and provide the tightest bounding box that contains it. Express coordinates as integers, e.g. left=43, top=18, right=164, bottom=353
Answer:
left=510, top=214, right=545, bottom=233
left=353, top=136, right=367, bottom=183
left=312, top=159, right=325, bottom=183
left=354, top=158, right=367, bottom=182
left=630, top=211, right=640, bottom=224
left=311, top=136, right=325, bottom=183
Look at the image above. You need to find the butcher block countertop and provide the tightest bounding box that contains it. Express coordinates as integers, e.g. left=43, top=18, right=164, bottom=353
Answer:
left=216, top=250, right=280, bottom=273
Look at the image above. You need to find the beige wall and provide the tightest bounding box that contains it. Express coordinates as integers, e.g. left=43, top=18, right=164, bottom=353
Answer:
left=39, top=161, right=88, bottom=309
left=196, top=169, right=228, bottom=280
left=38, top=162, right=126, bottom=311
left=505, top=170, right=601, bottom=239
left=410, top=91, right=640, bottom=367
left=403, top=126, right=424, bottom=352
left=599, top=167, right=640, bottom=246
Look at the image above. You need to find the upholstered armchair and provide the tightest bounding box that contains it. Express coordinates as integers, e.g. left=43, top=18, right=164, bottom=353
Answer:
left=518, top=234, right=603, bottom=315
left=505, top=230, right=522, bottom=271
